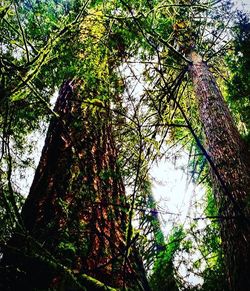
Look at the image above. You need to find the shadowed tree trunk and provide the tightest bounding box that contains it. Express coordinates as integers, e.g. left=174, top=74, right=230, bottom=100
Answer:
left=1, top=80, right=149, bottom=291
left=189, top=51, right=250, bottom=291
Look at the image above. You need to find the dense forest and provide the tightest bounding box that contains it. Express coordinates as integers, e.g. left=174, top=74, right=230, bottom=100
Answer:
left=0, top=0, right=250, bottom=290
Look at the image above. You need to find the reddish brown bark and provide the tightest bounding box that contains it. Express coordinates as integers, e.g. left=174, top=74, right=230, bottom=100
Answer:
left=1, top=81, right=149, bottom=290
left=189, top=52, right=250, bottom=291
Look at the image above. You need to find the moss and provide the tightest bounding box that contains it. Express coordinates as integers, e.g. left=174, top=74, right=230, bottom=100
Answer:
left=80, top=274, right=117, bottom=291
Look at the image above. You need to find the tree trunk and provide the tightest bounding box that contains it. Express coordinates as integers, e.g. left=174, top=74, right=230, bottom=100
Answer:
left=189, top=51, right=250, bottom=291
left=1, top=80, right=149, bottom=290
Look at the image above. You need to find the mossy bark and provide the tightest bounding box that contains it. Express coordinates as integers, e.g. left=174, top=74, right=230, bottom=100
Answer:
left=1, top=81, right=149, bottom=290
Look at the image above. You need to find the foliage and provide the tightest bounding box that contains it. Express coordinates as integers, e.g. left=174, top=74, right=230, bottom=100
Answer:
left=149, top=227, right=184, bottom=291
left=226, top=11, right=250, bottom=142
left=1, top=0, right=250, bottom=290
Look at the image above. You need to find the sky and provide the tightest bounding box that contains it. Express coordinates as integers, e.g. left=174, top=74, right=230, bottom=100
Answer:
left=149, top=148, right=206, bottom=286
left=235, top=0, right=250, bottom=10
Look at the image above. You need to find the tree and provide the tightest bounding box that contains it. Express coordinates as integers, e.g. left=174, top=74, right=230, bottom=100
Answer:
left=117, top=0, right=250, bottom=289
left=0, top=3, right=150, bottom=290
left=188, top=50, right=250, bottom=291
left=1, top=79, right=149, bottom=290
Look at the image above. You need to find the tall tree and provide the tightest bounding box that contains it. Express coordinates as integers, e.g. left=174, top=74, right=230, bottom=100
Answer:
left=188, top=50, right=250, bottom=291
left=183, top=4, right=250, bottom=289
left=118, top=0, right=250, bottom=289
left=2, top=80, right=148, bottom=290
left=0, top=4, right=150, bottom=290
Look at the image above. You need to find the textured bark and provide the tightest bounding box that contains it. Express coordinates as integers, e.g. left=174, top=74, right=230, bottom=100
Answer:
left=1, top=81, right=149, bottom=290
left=189, top=51, right=250, bottom=291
